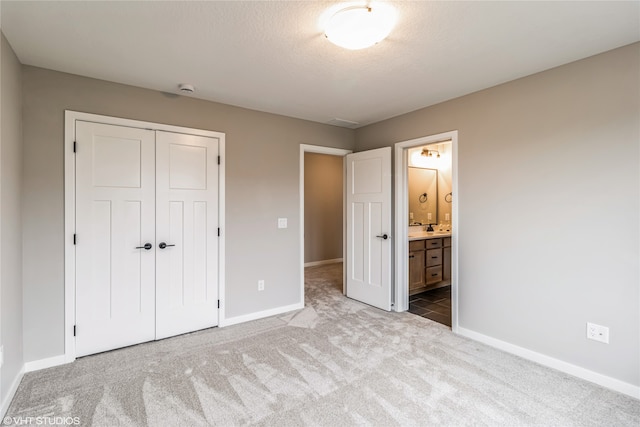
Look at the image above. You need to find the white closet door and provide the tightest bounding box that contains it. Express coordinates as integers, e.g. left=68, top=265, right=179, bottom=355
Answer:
left=75, top=121, right=156, bottom=357
left=155, top=131, right=220, bottom=339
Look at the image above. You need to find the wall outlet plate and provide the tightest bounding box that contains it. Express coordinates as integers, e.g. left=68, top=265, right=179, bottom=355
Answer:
left=258, top=280, right=265, bottom=291
left=586, top=322, right=609, bottom=344
left=278, top=218, right=288, bottom=229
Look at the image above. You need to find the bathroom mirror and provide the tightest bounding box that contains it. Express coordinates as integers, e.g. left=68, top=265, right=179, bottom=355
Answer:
left=408, top=167, right=437, bottom=225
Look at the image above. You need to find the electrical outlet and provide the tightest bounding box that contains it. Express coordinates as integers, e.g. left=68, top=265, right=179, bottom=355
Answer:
left=586, top=322, right=609, bottom=344
left=258, top=280, right=265, bottom=291
left=278, top=218, right=288, bottom=229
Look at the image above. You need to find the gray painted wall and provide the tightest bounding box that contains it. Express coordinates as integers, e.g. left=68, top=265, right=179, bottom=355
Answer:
left=1, top=33, right=24, bottom=405
left=21, top=66, right=355, bottom=362
left=355, top=43, right=640, bottom=386
left=1, top=29, right=3, bottom=409
left=304, top=153, right=343, bottom=263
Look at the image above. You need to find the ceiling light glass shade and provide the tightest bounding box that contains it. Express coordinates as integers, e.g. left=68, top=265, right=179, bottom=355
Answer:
left=324, top=3, right=397, bottom=50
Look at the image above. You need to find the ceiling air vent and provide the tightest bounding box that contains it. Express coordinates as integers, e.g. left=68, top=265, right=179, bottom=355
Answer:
left=327, top=118, right=360, bottom=129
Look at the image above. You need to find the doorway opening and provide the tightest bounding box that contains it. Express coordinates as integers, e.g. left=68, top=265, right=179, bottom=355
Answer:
left=299, top=145, right=351, bottom=306
left=394, top=131, right=458, bottom=332
left=405, top=141, right=453, bottom=326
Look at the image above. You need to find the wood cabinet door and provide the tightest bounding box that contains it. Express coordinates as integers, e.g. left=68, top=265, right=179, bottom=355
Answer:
left=443, top=246, right=452, bottom=282
left=409, top=250, right=425, bottom=291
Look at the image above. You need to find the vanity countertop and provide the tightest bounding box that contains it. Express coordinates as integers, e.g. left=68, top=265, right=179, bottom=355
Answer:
left=408, top=231, right=451, bottom=241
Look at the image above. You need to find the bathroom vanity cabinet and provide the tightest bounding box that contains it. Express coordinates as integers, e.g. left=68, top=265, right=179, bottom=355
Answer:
left=408, top=235, right=451, bottom=295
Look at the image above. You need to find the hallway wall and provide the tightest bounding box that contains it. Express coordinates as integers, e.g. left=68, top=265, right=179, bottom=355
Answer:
left=304, top=153, right=343, bottom=264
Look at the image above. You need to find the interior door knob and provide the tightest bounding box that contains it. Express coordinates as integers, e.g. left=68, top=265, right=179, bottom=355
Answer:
left=158, top=242, right=176, bottom=249
left=376, top=234, right=389, bottom=240
left=135, top=243, right=152, bottom=250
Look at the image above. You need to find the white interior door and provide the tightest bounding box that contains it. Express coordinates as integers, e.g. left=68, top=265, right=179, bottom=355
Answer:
left=346, top=147, right=392, bottom=311
left=155, top=131, right=220, bottom=339
left=75, top=121, right=156, bottom=357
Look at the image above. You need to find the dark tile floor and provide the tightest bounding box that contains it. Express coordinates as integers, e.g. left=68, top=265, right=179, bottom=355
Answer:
left=408, top=286, right=451, bottom=327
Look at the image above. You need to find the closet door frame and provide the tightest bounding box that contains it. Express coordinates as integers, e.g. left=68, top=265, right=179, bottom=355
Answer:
left=64, top=110, right=226, bottom=363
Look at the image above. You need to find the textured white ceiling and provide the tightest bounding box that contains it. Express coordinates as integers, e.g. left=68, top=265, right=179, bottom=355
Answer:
left=2, top=1, right=638, bottom=127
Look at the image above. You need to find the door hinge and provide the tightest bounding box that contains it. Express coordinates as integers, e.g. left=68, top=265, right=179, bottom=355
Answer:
left=73, top=141, right=77, bottom=153
left=217, top=155, right=221, bottom=165
left=217, top=300, right=220, bottom=309
left=73, top=325, right=76, bottom=336
left=73, top=234, right=77, bottom=245
left=218, top=228, right=220, bottom=237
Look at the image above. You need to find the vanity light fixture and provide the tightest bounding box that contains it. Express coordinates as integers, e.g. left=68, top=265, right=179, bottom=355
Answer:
left=421, top=148, right=440, bottom=158
left=323, top=2, right=398, bottom=50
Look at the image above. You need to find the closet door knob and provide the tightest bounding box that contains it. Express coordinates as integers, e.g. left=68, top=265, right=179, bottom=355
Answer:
left=159, top=242, right=175, bottom=249
left=135, top=243, right=152, bottom=250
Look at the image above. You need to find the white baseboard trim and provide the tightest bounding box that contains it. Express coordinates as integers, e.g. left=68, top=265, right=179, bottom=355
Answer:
left=1, top=365, right=25, bottom=418
left=456, top=327, right=640, bottom=399
left=24, top=355, right=68, bottom=373
left=304, top=258, right=343, bottom=267
left=220, top=302, right=304, bottom=327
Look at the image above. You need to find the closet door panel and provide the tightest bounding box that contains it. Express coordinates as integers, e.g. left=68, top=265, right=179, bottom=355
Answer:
left=75, top=121, right=156, bottom=357
left=155, top=131, right=220, bottom=339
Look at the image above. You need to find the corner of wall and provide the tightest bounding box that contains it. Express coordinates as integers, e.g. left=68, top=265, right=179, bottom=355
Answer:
left=0, top=366, right=24, bottom=418
left=0, top=31, right=25, bottom=417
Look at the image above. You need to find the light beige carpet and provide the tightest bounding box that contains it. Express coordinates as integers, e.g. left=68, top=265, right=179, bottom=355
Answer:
left=6, top=263, right=639, bottom=426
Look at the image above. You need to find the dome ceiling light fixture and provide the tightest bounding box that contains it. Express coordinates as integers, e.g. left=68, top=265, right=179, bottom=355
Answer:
left=323, top=2, right=398, bottom=50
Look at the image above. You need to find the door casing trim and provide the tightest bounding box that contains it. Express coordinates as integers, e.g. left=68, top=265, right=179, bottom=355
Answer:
left=64, top=110, right=226, bottom=362
left=394, top=131, right=458, bottom=333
